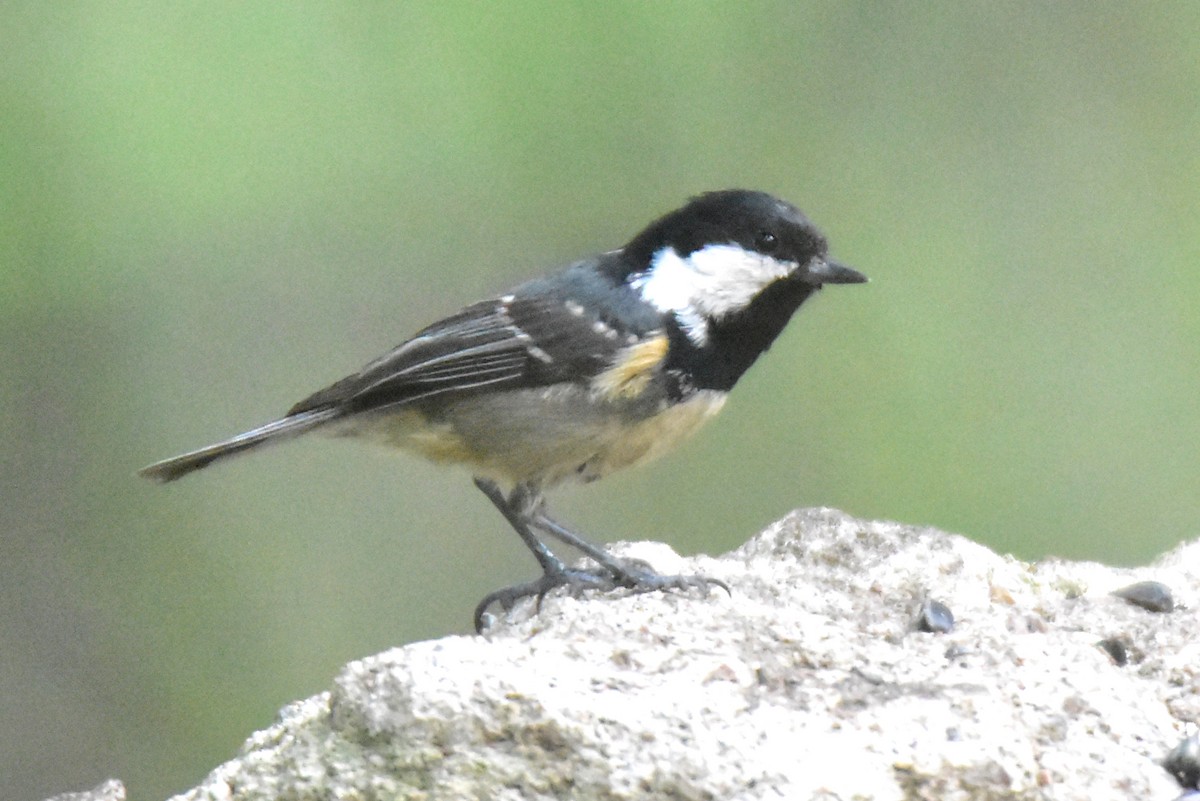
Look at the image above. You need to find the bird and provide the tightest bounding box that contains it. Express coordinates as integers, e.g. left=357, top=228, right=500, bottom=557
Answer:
left=140, top=189, right=867, bottom=630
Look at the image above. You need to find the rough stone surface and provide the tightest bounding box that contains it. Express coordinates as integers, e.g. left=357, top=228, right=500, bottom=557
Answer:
left=74, top=509, right=1200, bottom=800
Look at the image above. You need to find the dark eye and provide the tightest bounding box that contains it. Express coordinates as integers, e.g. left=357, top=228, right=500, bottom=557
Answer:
left=755, top=230, right=779, bottom=253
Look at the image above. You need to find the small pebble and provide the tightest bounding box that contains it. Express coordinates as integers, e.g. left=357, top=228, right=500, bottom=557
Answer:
left=1112, top=580, right=1174, bottom=613
left=1096, top=637, right=1128, bottom=666
left=1165, top=734, right=1200, bottom=789
left=915, top=598, right=955, bottom=633
left=943, top=644, right=973, bottom=660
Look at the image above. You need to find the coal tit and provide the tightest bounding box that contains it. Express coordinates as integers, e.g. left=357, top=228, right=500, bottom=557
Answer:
left=140, top=189, right=867, bottom=630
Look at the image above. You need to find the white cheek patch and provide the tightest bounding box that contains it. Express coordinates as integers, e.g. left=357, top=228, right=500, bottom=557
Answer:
left=631, top=244, right=798, bottom=346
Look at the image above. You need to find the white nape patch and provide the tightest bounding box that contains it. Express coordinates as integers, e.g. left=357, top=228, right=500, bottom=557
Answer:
left=630, top=244, right=798, bottom=346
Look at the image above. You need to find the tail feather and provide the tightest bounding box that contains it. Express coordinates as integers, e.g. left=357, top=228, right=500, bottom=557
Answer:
left=138, top=408, right=339, bottom=483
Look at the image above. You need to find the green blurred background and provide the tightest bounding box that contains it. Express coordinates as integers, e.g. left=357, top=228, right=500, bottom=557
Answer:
left=4, top=3, right=1198, bottom=799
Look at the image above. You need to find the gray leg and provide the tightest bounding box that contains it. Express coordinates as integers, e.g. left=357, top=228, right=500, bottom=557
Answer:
left=471, top=479, right=729, bottom=632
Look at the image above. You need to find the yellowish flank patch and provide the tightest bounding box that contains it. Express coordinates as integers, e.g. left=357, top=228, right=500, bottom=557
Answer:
left=593, top=335, right=669, bottom=401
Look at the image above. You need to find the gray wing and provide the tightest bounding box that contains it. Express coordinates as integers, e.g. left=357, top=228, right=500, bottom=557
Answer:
left=288, top=294, right=626, bottom=415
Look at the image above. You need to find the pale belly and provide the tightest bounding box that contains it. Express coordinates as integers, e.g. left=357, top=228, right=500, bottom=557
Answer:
left=335, top=385, right=728, bottom=488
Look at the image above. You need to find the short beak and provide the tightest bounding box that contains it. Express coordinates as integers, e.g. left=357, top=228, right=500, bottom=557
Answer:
left=800, top=257, right=868, bottom=286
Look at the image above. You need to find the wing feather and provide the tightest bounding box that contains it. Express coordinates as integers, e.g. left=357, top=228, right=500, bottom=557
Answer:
left=288, top=294, right=631, bottom=415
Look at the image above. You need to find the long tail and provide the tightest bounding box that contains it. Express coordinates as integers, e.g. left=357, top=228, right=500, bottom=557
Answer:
left=138, top=408, right=340, bottom=483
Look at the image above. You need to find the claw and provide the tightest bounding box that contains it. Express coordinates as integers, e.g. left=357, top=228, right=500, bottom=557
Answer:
left=474, top=568, right=613, bottom=632
left=473, top=562, right=729, bottom=632
left=621, top=570, right=731, bottom=598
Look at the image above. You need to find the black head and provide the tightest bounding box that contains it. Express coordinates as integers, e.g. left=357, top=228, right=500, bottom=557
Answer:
left=621, top=189, right=865, bottom=322
left=621, top=190, right=867, bottom=393
left=624, top=190, right=864, bottom=287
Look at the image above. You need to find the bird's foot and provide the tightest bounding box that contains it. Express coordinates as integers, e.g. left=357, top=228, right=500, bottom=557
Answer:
left=473, top=559, right=729, bottom=633
left=473, top=567, right=612, bottom=632
left=610, top=561, right=731, bottom=598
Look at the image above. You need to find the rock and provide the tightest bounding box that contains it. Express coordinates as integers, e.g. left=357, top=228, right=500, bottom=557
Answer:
left=44, top=779, right=125, bottom=801
left=73, top=508, right=1200, bottom=801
